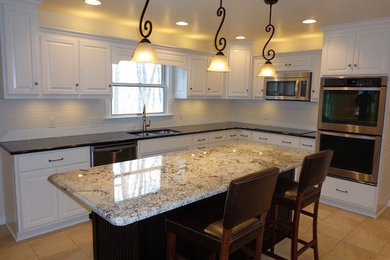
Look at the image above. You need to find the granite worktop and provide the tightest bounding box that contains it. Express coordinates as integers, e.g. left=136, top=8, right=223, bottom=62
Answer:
left=0, top=122, right=316, bottom=155
left=48, top=141, right=310, bottom=226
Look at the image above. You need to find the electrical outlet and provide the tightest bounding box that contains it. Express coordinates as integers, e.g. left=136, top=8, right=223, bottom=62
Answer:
left=48, top=118, right=56, bottom=128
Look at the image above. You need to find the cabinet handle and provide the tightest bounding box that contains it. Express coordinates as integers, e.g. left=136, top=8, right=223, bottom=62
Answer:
left=214, top=136, right=222, bottom=139
left=241, top=134, right=249, bottom=138
left=302, top=144, right=313, bottom=147
left=258, top=137, right=268, bottom=140
left=336, top=188, right=348, bottom=193
left=48, top=157, right=64, bottom=162
left=229, top=134, right=237, bottom=137
left=197, top=138, right=206, bottom=141
left=198, top=146, right=206, bottom=149
left=282, top=140, right=292, bottom=144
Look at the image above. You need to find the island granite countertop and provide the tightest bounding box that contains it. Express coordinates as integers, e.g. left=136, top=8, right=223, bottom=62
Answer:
left=0, top=122, right=316, bottom=155
left=48, top=141, right=310, bottom=226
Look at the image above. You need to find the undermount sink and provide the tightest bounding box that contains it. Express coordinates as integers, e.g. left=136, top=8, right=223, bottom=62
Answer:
left=128, top=129, right=181, bottom=137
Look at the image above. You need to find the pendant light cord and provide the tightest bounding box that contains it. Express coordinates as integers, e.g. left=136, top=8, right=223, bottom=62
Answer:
left=262, top=1, right=276, bottom=62
left=214, top=0, right=227, bottom=54
left=139, top=0, right=152, bottom=40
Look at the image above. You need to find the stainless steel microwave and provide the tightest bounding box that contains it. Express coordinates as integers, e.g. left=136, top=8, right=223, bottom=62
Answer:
left=264, top=72, right=312, bottom=101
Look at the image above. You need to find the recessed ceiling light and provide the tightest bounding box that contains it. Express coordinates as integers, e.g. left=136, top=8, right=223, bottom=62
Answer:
left=84, top=0, right=102, bottom=6
left=176, top=21, right=189, bottom=26
left=235, top=36, right=246, bottom=40
left=302, top=19, right=317, bottom=24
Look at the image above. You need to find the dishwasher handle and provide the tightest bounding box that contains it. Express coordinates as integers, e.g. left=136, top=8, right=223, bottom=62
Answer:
left=92, top=142, right=137, bottom=153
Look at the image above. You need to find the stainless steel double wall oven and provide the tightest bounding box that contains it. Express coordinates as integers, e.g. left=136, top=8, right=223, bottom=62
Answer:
left=317, top=76, right=388, bottom=185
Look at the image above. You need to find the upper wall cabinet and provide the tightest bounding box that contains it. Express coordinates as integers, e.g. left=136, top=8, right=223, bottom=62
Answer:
left=252, top=57, right=265, bottom=99
left=272, top=55, right=312, bottom=72
left=226, top=45, right=252, bottom=98
left=174, top=54, right=224, bottom=98
left=321, top=19, right=390, bottom=76
left=0, top=3, right=40, bottom=98
left=40, top=33, right=112, bottom=96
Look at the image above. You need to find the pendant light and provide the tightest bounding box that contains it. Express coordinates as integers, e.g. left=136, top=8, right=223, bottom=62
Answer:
left=258, top=0, right=278, bottom=77
left=207, top=0, right=231, bottom=72
left=131, top=0, right=160, bottom=63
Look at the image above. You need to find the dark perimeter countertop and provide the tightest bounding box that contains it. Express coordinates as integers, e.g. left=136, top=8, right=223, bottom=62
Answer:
left=0, top=122, right=316, bottom=155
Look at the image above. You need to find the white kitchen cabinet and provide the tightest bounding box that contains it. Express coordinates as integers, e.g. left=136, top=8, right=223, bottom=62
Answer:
left=206, top=66, right=224, bottom=97
left=252, top=57, right=265, bottom=99
left=2, top=146, right=90, bottom=240
left=321, top=176, right=377, bottom=216
left=251, top=131, right=300, bottom=149
left=273, top=55, right=312, bottom=72
left=226, top=130, right=238, bottom=143
left=321, top=20, right=390, bottom=75
left=80, top=40, right=112, bottom=95
left=299, top=137, right=315, bottom=151
left=138, top=135, right=193, bottom=158
left=226, top=45, right=251, bottom=98
left=0, top=3, right=40, bottom=97
left=310, top=54, right=321, bottom=102
left=188, top=56, right=208, bottom=96
left=40, top=33, right=112, bottom=96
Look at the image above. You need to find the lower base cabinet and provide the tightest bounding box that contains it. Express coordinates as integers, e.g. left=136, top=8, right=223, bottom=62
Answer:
left=1, top=146, right=90, bottom=240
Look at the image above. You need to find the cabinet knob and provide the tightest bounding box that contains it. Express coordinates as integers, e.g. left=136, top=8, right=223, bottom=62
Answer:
left=208, top=88, right=210, bottom=90
left=109, top=84, right=112, bottom=88
left=246, top=89, right=248, bottom=92
left=75, top=83, right=79, bottom=87
left=353, top=64, right=358, bottom=67
left=288, top=64, right=291, bottom=66
left=190, top=88, right=193, bottom=90
left=285, top=64, right=288, bottom=66
left=312, top=90, right=315, bottom=93
left=348, top=64, right=352, bottom=67
left=34, top=82, right=38, bottom=86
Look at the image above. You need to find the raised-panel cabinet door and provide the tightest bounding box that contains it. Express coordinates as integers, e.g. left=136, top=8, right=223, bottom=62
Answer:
left=19, top=168, right=58, bottom=230
left=206, top=70, right=224, bottom=97
left=252, top=57, right=265, bottom=99
left=3, top=4, right=40, bottom=95
left=188, top=56, right=207, bottom=96
left=80, top=41, right=112, bottom=95
left=41, top=35, right=80, bottom=94
left=226, top=46, right=251, bottom=98
left=321, top=32, right=355, bottom=75
left=56, top=162, right=90, bottom=219
left=353, top=29, right=390, bottom=74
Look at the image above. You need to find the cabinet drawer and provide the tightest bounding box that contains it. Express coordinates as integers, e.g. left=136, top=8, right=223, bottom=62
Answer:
left=226, top=130, right=238, bottom=140
left=252, top=132, right=274, bottom=144
left=138, top=135, right=192, bottom=155
left=237, top=130, right=252, bottom=141
left=209, top=131, right=226, bottom=143
left=16, top=147, right=90, bottom=172
left=192, top=133, right=209, bottom=145
left=300, top=138, right=316, bottom=151
left=321, top=177, right=376, bottom=209
left=273, top=135, right=300, bottom=148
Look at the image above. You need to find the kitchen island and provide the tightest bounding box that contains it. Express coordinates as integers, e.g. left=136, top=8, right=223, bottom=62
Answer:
left=48, top=141, right=310, bottom=259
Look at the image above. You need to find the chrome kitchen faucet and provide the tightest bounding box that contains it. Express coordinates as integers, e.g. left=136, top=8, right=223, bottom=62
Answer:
left=142, top=104, right=151, bottom=131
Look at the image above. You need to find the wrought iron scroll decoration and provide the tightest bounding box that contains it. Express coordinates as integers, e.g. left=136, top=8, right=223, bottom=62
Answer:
left=139, top=0, right=152, bottom=42
left=262, top=0, right=278, bottom=62
left=214, top=0, right=227, bottom=54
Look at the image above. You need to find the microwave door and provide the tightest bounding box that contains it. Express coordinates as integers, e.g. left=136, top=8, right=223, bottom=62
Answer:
left=265, top=80, right=298, bottom=100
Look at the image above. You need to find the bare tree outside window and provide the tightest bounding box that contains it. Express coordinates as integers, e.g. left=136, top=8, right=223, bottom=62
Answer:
left=111, top=61, right=165, bottom=116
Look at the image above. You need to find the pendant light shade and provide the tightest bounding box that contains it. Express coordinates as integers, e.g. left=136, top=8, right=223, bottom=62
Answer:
left=258, top=0, right=278, bottom=77
left=207, top=52, right=231, bottom=72
left=258, top=60, right=276, bottom=77
left=131, top=0, right=160, bottom=64
left=207, top=0, right=230, bottom=72
left=131, top=39, right=160, bottom=63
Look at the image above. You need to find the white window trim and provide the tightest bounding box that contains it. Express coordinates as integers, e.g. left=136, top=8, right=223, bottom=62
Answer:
left=106, top=66, right=173, bottom=119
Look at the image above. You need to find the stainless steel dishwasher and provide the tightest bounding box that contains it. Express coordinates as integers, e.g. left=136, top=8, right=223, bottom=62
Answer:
left=90, top=141, right=137, bottom=166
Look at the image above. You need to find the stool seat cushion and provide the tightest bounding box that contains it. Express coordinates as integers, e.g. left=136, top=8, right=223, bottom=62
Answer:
left=273, top=178, right=320, bottom=209
left=204, top=218, right=261, bottom=241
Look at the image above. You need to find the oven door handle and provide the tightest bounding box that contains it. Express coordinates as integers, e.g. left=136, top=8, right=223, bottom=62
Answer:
left=322, top=87, right=382, bottom=91
left=319, top=130, right=379, bottom=140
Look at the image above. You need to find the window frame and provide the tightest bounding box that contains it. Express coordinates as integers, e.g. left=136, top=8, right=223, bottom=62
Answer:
left=108, top=64, right=172, bottom=118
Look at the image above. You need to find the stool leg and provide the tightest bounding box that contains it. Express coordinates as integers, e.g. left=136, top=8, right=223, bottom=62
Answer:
left=255, top=213, right=267, bottom=260
left=270, top=204, right=278, bottom=253
left=291, top=197, right=303, bottom=260
left=219, top=229, right=232, bottom=260
left=167, top=231, right=176, bottom=260
left=312, top=200, right=320, bottom=260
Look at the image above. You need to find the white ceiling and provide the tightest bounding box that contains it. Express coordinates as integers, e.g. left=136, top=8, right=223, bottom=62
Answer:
left=39, top=0, right=390, bottom=51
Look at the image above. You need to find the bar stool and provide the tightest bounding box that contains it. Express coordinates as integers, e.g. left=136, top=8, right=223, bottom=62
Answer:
left=264, top=149, right=333, bottom=260
left=166, top=167, right=280, bottom=260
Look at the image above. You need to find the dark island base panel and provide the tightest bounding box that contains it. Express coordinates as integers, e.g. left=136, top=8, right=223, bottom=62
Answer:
left=92, top=170, right=294, bottom=260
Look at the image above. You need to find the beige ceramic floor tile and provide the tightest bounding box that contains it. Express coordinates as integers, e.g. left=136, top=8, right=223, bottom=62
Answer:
left=28, top=232, right=79, bottom=259
left=65, top=221, right=93, bottom=258
left=317, top=204, right=339, bottom=221
left=300, top=228, right=340, bottom=255
left=322, top=254, right=343, bottom=260
left=0, top=243, right=39, bottom=260
left=0, top=225, right=17, bottom=250
left=39, top=247, right=90, bottom=260
left=379, top=238, right=390, bottom=258
left=343, top=220, right=390, bottom=253
left=329, top=241, right=378, bottom=260
left=375, top=255, right=390, bottom=260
